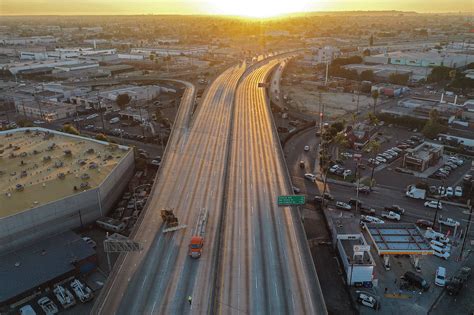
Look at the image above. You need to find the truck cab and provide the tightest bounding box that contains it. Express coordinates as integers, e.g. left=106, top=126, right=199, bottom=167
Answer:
left=189, top=236, right=204, bottom=258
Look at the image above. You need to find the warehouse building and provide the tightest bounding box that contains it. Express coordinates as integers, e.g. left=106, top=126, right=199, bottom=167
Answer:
left=0, top=231, right=96, bottom=307
left=0, top=128, right=134, bottom=253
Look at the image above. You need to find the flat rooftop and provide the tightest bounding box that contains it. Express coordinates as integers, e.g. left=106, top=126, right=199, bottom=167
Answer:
left=0, top=230, right=95, bottom=305
left=0, top=128, right=130, bottom=218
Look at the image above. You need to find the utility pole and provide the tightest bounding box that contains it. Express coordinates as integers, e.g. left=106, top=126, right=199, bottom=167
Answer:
left=97, top=92, right=105, bottom=131
left=432, top=180, right=444, bottom=230
left=459, top=184, right=473, bottom=260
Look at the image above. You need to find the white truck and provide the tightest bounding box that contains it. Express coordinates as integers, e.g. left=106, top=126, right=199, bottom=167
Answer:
left=109, top=117, right=120, bottom=124
left=53, top=285, right=76, bottom=309
left=425, top=228, right=450, bottom=244
left=438, top=217, right=460, bottom=227
left=70, top=279, right=94, bottom=303
left=381, top=211, right=401, bottom=221
left=406, top=185, right=426, bottom=200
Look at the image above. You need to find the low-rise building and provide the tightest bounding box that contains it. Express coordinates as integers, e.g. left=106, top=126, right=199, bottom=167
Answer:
left=402, top=141, right=443, bottom=172
left=345, top=123, right=376, bottom=149
left=14, top=98, right=78, bottom=121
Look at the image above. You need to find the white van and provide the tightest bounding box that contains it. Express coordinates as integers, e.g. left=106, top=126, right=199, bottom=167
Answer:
left=96, top=217, right=126, bottom=232
left=435, top=267, right=446, bottom=287
left=431, top=245, right=450, bottom=260
left=425, top=228, right=449, bottom=244
left=109, top=117, right=120, bottom=124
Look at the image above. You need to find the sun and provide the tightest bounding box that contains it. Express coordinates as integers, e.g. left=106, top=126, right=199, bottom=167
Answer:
left=206, top=0, right=312, bottom=18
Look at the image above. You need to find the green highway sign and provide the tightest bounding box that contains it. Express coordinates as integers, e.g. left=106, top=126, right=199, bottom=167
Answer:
left=278, top=195, right=305, bottom=206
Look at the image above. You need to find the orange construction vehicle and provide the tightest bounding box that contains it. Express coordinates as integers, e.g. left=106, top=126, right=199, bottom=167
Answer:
left=189, top=208, right=208, bottom=259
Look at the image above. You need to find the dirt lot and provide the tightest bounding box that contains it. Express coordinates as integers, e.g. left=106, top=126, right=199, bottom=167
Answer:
left=283, top=84, right=373, bottom=120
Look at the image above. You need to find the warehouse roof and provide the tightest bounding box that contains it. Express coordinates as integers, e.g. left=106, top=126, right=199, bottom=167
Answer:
left=0, top=231, right=95, bottom=305
left=0, top=127, right=130, bottom=218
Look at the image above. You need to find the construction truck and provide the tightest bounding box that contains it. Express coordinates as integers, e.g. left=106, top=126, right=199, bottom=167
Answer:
left=161, top=209, right=186, bottom=233
left=189, top=208, right=208, bottom=259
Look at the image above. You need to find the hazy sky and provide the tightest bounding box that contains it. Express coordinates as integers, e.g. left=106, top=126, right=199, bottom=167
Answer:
left=1, top=0, right=472, bottom=16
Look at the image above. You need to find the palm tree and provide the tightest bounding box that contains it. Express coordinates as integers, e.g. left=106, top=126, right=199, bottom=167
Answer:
left=367, top=140, right=380, bottom=190
left=371, top=90, right=379, bottom=115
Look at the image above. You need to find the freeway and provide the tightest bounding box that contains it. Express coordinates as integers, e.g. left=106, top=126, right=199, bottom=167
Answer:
left=93, top=64, right=246, bottom=314
left=216, top=59, right=327, bottom=314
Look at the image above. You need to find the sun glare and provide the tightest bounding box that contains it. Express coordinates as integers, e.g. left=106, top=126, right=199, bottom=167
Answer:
left=207, top=0, right=312, bottom=18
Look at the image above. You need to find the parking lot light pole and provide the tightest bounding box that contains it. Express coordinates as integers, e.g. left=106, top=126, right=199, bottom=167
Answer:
left=432, top=180, right=445, bottom=230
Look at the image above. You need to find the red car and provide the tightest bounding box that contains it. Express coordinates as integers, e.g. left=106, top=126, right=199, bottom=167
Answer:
left=416, top=219, right=433, bottom=229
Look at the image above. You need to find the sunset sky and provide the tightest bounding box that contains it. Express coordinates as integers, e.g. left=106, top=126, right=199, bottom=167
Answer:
left=1, top=0, right=472, bottom=16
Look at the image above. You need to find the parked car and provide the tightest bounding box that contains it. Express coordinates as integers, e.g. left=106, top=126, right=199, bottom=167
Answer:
left=304, top=145, right=310, bottom=151
left=82, top=237, right=97, bottom=249
left=70, top=279, right=94, bottom=303
left=454, top=186, right=463, bottom=197
left=304, top=173, right=316, bottom=182
left=37, top=297, right=58, bottom=315
left=424, top=200, right=443, bottom=209
left=438, top=217, right=460, bottom=227
left=431, top=244, right=451, bottom=260
left=53, top=285, right=76, bottom=309
left=357, top=186, right=371, bottom=194
left=19, top=305, right=37, bottom=315
left=435, top=267, right=447, bottom=287
left=381, top=211, right=401, bottom=221
left=416, top=219, right=433, bottom=229
left=356, top=292, right=380, bottom=310
left=336, top=201, right=352, bottom=211
left=446, top=187, right=454, bottom=197
left=401, top=271, right=430, bottom=291
left=342, top=169, right=352, bottom=177
left=375, top=156, right=387, bottom=163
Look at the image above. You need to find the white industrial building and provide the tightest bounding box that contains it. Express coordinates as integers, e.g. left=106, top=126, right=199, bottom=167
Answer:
left=0, top=36, right=57, bottom=46
left=14, top=98, right=78, bottom=121
left=365, top=51, right=474, bottom=68
left=131, top=46, right=208, bottom=56
left=336, top=234, right=376, bottom=286
left=99, top=85, right=162, bottom=102
left=0, top=128, right=134, bottom=253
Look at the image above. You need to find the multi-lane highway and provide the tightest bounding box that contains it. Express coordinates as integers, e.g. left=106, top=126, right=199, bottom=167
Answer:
left=94, top=57, right=327, bottom=314
left=216, top=59, right=327, bottom=314
left=93, top=64, right=246, bottom=314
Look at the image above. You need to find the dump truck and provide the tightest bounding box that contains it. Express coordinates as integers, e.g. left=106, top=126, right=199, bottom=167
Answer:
left=189, top=208, right=208, bottom=259
left=161, top=209, right=186, bottom=233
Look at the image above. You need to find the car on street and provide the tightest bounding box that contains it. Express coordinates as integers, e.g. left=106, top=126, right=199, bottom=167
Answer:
left=299, top=160, right=305, bottom=168
left=416, top=219, right=433, bottom=229
left=323, top=192, right=334, bottom=201
left=424, top=200, right=443, bottom=209
left=360, top=215, right=384, bottom=224
left=360, top=207, right=376, bottom=215
left=463, top=174, right=473, bottom=183
left=438, top=217, right=460, bottom=227
left=304, top=173, right=316, bottom=182
left=385, top=205, right=405, bottom=215
left=381, top=211, right=401, bottom=221
left=356, top=292, right=380, bottom=310
left=348, top=198, right=363, bottom=207
left=304, top=145, right=310, bottom=151
left=313, top=196, right=325, bottom=206
left=336, top=201, right=352, bottom=211
left=292, top=186, right=301, bottom=194
left=357, top=186, right=371, bottom=194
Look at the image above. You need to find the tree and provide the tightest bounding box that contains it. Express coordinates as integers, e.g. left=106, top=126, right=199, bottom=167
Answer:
left=367, top=112, right=379, bottom=126
left=366, top=140, right=380, bottom=189
left=422, top=109, right=447, bottom=139
left=389, top=73, right=409, bottom=85
left=63, top=123, right=79, bottom=135
left=116, top=93, right=131, bottom=108
left=363, top=49, right=371, bottom=57
left=95, top=133, right=110, bottom=142
left=371, top=90, right=379, bottom=115
left=334, top=132, right=348, bottom=150
left=360, top=70, right=374, bottom=81
left=427, top=66, right=452, bottom=83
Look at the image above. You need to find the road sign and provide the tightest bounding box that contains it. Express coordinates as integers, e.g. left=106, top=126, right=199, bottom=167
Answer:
left=278, top=195, right=305, bottom=206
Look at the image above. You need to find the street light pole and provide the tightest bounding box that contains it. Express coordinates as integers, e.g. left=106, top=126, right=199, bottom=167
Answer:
left=459, top=184, right=473, bottom=260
